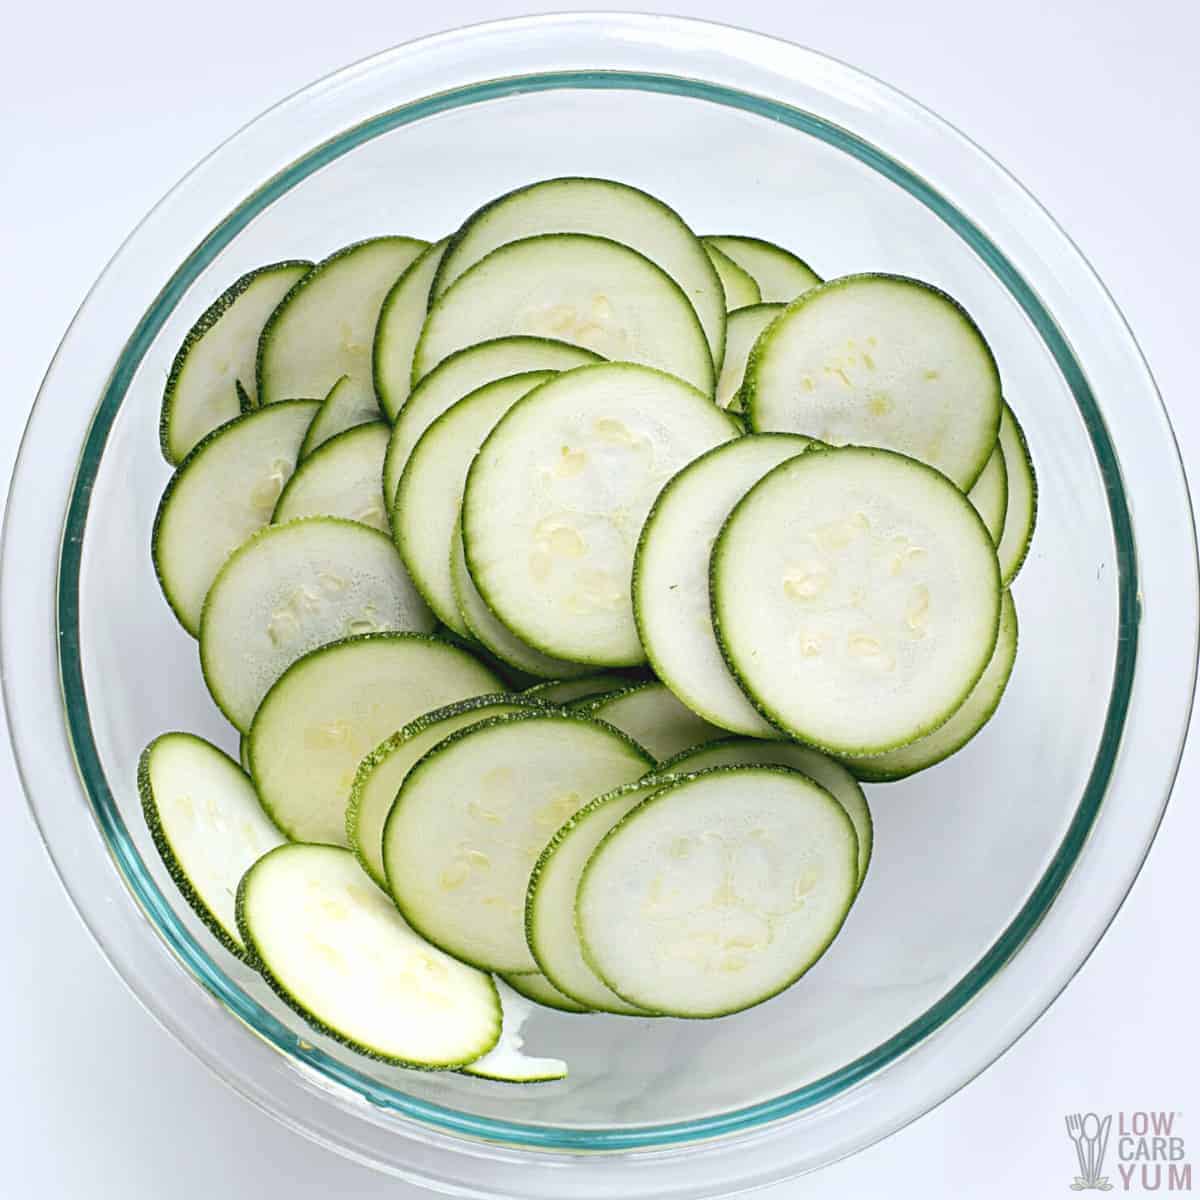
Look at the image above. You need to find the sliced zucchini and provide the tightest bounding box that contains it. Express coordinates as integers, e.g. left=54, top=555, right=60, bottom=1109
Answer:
left=248, top=633, right=503, bottom=846
left=500, top=971, right=590, bottom=1014
left=161, top=260, right=311, bottom=463
left=373, top=238, right=449, bottom=420
left=199, top=517, right=434, bottom=732
left=717, top=303, right=783, bottom=410
left=257, top=237, right=428, bottom=410
left=299, top=375, right=377, bottom=458
left=237, top=843, right=501, bottom=1067
left=997, top=404, right=1037, bottom=585
left=451, top=525, right=592, bottom=680
left=705, top=243, right=761, bottom=311
left=713, top=447, right=1001, bottom=755
left=847, top=589, right=1018, bottom=782
left=414, top=235, right=715, bottom=396
left=520, top=675, right=630, bottom=705
left=139, top=732, right=284, bottom=956
left=577, top=767, right=858, bottom=1017
left=434, top=177, right=725, bottom=369
left=581, top=682, right=727, bottom=762
left=461, top=978, right=567, bottom=1082
left=744, top=274, right=1002, bottom=490
left=634, top=434, right=813, bottom=737
left=527, top=776, right=676, bottom=1013
left=396, top=371, right=556, bottom=632
left=153, top=400, right=320, bottom=636
left=463, top=363, right=739, bottom=665
left=384, top=337, right=600, bottom=516
left=967, top=445, right=1008, bottom=546
left=273, top=421, right=390, bottom=532
left=429, top=624, right=544, bottom=692
left=658, top=739, right=872, bottom=884
left=383, top=711, right=652, bottom=973
left=701, top=236, right=821, bottom=303
left=346, top=692, right=531, bottom=888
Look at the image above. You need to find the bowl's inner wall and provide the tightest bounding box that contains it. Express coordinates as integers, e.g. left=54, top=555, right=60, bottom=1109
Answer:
left=73, top=85, right=1118, bottom=1132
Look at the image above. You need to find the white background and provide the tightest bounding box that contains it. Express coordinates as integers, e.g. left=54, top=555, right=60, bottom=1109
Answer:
left=2, top=2, right=1197, bottom=1196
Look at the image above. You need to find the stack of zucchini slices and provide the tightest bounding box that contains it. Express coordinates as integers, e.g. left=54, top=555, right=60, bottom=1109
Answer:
left=143, top=176, right=1036, bottom=1077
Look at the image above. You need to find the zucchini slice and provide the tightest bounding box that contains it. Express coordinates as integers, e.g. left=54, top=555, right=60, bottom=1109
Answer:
left=713, top=446, right=1001, bottom=755
left=298, top=374, right=377, bottom=458
left=846, top=589, right=1018, bottom=782
left=383, top=711, right=652, bottom=973
left=968, top=445, right=1008, bottom=546
left=415, top=235, right=715, bottom=396
left=373, top=238, right=449, bottom=420
left=634, top=434, right=813, bottom=737
left=346, top=692, right=532, bottom=888
left=462, top=363, right=739, bottom=666
left=257, top=236, right=428, bottom=409
left=500, top=971, right=590, bottom=1014
left=744, top=274, right=1002, bottom=490
left=658, top=739, right=873, bottom=885
left=396, top=371, right=556, bottom=632
left=451, top=525, right=592, bottom=680
left=701, top=236, right=821, bottom=303
left=237, top=843, right=501, bottom=1067
left=274, top=421, right=390, bottom=532
left=153, top=399, right=319, bottom=636
left=576, top=767, right=858, bottom=1018
left=717, top=303, right=783, bottom=411
left=461, top=978, right=567, bottom=1082
left=519, top=675, right=632, bottom=706
left=199, top=517, right=434, bottom=731
left=527, top=776, right=678, bottom=1014
left=997, top=403, right=1038, bottom=585
left=705, top=243, right=761, bottom=311
left=139, top=732, right=284, bottom=956
left=384, top=337, right=600, bottom=517
left=247, top=633, right=503, bottom=845
left=580, top=681, right=727, bottom=763
left=434, top=177, right=725, bottom=369
left=161, top=260, right=311, bottom=463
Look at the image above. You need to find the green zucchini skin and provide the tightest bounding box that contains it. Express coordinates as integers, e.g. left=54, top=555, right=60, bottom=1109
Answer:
left=521, top=673, right=644, bottom=706
left=997, top=403, right=1038, bottom=586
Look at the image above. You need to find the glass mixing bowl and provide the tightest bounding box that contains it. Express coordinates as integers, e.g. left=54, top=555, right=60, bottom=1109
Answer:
left=3, top=14, right=1196, bottom=1199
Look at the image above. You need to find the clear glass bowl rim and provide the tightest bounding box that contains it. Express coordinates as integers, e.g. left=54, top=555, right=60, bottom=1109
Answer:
left=4, top=12, right=1196, bottom=1192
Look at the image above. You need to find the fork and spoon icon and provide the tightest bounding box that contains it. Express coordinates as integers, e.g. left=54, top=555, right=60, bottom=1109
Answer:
left=1065, top=1112, right=1113, bottom=1191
